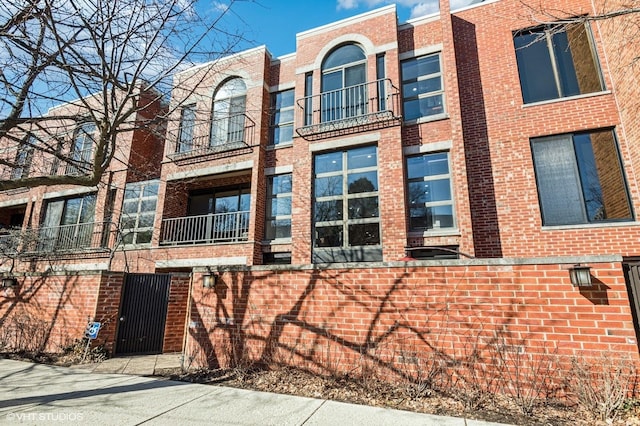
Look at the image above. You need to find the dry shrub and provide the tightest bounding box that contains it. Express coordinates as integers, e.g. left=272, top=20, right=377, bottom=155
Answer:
left=567, top=353, right=638, bottom=421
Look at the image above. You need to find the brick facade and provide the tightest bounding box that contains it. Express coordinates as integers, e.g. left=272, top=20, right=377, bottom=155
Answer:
left=1, top=0, right=640, bottom=388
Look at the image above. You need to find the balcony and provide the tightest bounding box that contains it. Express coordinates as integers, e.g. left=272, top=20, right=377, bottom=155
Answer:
left=296, top=78, right=401, bottom=140
left=168, top=113, right=256, bottom=162
left=160, top=211, right=250, bottom=245
left=20, top=222, right=114, bottom=255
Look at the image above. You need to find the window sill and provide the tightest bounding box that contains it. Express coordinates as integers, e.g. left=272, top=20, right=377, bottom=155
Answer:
left=266, top=142, right=293, bottom=151
left=403, top=113, right=449, bottom=125
left=261, top=238, right=292, bottom=245
left=408, top=229, right=460, bottom=237
left=541, top=220, right=638, bottom=231
left=521, top=90, right=612, bottom=108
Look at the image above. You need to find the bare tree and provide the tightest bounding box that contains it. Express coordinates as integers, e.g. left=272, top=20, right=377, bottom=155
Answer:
left=0, top=0, right=248, bottom=191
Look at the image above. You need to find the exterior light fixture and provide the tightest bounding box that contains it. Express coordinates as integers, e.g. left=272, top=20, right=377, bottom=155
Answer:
left=202, top=274, right=218, bottom=289
left=569, top=264, right=592, bottom=287
left=1, top=277, right=18, bottom=288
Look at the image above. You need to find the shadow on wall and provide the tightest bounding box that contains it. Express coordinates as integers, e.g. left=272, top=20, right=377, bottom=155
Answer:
left=452, top=16, right=503, bottom=258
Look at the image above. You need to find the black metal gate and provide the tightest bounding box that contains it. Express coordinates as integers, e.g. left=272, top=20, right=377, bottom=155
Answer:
left=622, top=262, right=640, bottom=349
left=116, top=273, right=171, bottom=355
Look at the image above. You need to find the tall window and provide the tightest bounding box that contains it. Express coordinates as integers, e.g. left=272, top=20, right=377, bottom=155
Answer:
left=531, top=130, right=632, bottom=226
left=177, top=104, right=196, bottom=153
left=121, top=180, right=159, bottom=245
left=265, top=174, right=292, bottom=240
left=313, top=145, right=380, bottom=260
left=40, top=194, right=96, bottom=251
left=67, top=122, right=95, bottom=175
left=270, top=90, right=294, bottom=145
left=401, top=53, right=444, bottom=121
left=321, top=44, right=367, bottom=122
left=211, top=78, right=246, bottom=146
left=514, top=23, right=604, bottom=104
left=11, top=137, right=34, bottom=180
left=406, top=152, right=455, bottom=231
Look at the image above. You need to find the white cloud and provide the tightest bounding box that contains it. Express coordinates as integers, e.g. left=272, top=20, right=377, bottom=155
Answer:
left=409, top=1, right=439, bottom=17
left=336, top=0, right=440, bottom=18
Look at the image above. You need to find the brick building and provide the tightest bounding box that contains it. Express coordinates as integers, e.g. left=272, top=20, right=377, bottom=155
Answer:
left=2, top=0, right=640, bottom=379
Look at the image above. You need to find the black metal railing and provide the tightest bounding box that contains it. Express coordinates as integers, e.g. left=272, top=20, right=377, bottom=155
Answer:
left=296, top=78, right=401, bottom=139
left=169, top=113, right=256, bottom=160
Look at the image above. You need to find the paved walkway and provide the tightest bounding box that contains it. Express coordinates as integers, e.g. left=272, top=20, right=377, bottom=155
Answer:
left=0, top=358, right=512, bottom=425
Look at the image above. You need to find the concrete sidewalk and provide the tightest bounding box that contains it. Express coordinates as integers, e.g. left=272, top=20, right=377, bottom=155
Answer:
left=0, top=359, right=512, bottom=425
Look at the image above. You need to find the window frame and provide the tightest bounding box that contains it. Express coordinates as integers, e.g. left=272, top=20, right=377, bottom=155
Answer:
left=401, top=52, right=445, bottom=122
left=405, top=151, right=456, bottom=233
left=177, top=103, right=196, bottom=153
left=531, top=130, right=633, bottom=227
left=514, top=22, right=605, bottom=104
left=67, top=122, right=95, bottom=175
left=120, top=180, right=159, bottom=246
left=312, top=145, right=382, bottom=262
left=265, top=173, right=292, bottom=241
left=269, top=90, right=294, bottom=146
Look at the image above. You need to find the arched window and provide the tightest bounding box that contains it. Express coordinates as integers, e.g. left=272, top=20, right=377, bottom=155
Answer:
left=321, top=44, right=367, bottom=122
left=211, top=78, right=246, bottom=146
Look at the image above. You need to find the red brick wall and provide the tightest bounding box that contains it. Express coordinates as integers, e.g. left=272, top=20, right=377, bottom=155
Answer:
left=0, top=273, right=102, bottom=353
left=185, top=261, right=639, bottom=380
left=163, top=273, right=190, bottom=352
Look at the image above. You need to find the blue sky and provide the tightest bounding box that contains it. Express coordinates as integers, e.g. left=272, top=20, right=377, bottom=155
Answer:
left=223, top=1, right=440, bottom=58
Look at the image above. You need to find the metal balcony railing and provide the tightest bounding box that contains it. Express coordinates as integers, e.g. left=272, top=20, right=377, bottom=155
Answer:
left=22, top=221, right=113, bottom=254
left=168, top=113, right=255, bottom=160
left=160, top=211, right=250, bottom=245
left=296, top=78, right=401, bottom=139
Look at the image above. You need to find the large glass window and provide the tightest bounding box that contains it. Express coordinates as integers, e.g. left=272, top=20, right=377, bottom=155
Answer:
left=514, top=23, right=604, bottom=104
left=313, top=145, right=380, bottom=252
left=270, top=90, right=294, bottom=145
left=121, top=180, right=159, bottom=245
left=401, top=53, right=444, bottom=121
left=321, top=44, right=367, bottom=122
left=40, top=194, right=96, bottom=251
left=211, top=78, right=246, bottom=146
left=177, top=104, right=196, bottom=153
left=531, top=130, right=632, bottom=226
left=67, top=122, right=95, bottom=175
left=406, top=152, right=455, bottom=231
left=265, top=174, right=292, bottom=240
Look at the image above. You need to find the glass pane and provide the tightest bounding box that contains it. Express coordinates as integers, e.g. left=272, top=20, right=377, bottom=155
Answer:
left=268, top=198, right=292, bottom=217
left=551, top=31, right=580, bottom=97
left=79, top=195, right=96, bottom=223
left=428, top=179, right=452, bottom=202
left=271, top=174, right=292, bottom=193
left=348, top=196, right=379, bottom=219
left=532, top=136, right=586, bottom=225
left=347, top=171, right=378, bottom=193
left=189, top=194, right=213, bottom=215
left=124, top=186, right=140, bottom=200
left=215, top=78, right=246, bottom=100
left=315, top=200, right=343, bottom=222
left=575, top=131, right=631, bottom=221
left=274, top=108, right=294, bottom=124
left=348, top=223, right=380, bottom=246
left=315, top=151, right=342, bottom=174
left=316, top=226, right=342, bottom=247
left=138, top=214, right=155, bottom=228
left=514, top=31, right=559, bottom=103
left=136, top=230, right=152, bottom=244
left=403, top=94, right=444, bottom=120
left=347, top=146, right=377, bottom=169
left=402, top=77, right=441, bottom=98
left=61, top=198, right=81, bottom=225
left=122, top=233, right=134, bottom=244
left=239, top=192, right=251, bottom=211
left=141, top=199, right=156, bottom=212
left=143, top=182, right=159, bottom=197
left=407, top=153, right=449, bottom=179
left=402, top=55, right=439, bottom=81
left=273, top=125, right=293, bottom=144
left=275, top=90, right=294, bottom=108
left=323, top=45, right=365, bottom=70
left=266, top=219, right=291, bottom=240
left=315, top=176, right=343, bottom=197
left=409, top=205, right=454, bottom=230
left=122, top=200, right=139, bottom=214
left=215, top=194, right=238, bottom=213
